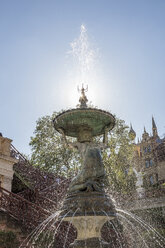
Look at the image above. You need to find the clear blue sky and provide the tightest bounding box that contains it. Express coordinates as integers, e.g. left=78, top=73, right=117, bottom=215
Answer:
left=0, top=0, right=165, bottom=155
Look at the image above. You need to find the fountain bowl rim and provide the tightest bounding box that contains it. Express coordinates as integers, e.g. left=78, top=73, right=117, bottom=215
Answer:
left=53, top=107, right=115, bottom=138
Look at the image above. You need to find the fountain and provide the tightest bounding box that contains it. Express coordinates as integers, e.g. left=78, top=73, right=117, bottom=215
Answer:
left=18, top=86, right=165, bottom=248
left=53, top=86, right=116, bottom=248
left=16, top=23, right=165, bottom=247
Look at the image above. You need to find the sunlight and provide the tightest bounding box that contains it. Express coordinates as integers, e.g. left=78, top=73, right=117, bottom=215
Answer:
left=59, top=24, right=103, bottom=109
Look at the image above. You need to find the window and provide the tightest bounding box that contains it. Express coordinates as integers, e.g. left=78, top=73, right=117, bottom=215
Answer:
left=149, top=175, right=154, bottom=185
left=145, top=160, right=149, bottom=168
left=145, top=159, right=153, bottom=168
left=144, top=147, right=148, bottom=153
left=156, top=138, right=162, bottom=144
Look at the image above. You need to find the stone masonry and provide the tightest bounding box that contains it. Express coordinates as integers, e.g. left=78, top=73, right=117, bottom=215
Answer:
left=0, top=135, right=17, bottom=191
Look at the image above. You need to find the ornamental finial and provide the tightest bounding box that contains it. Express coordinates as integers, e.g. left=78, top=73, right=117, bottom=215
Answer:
left=77, top=84, right=88, bottom=108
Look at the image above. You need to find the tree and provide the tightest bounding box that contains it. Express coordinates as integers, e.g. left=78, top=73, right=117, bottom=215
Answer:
left=29, top=112, right=80, bottom=176
left=30, top=112, right=136, bottom=194
left=103, top=118, right=136, bottom=195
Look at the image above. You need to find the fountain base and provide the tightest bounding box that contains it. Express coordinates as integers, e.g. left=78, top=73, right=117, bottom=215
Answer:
left=70, top=237, right=111, bottom=248
left=60, top=192, right=115, bottom=248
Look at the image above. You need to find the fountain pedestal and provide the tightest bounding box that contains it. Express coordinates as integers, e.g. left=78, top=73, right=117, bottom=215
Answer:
left=67, top=217, right=111, bottom=248
left=137, top=187, right=145, bottom=199
left=60, top=192, right=115, bottom=248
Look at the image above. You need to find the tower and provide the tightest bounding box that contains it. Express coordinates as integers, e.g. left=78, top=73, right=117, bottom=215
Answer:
left=129, top=124, right=136, bottom=140
left=152, top=116, right=158, bottom=137
left=142, top=126, right=149, bottom=141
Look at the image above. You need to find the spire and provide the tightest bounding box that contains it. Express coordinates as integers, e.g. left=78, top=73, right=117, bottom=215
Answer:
left=152, top=116, right=158, bottom=137
left=142, top=126, right=149, bottom=140
left=152, top=116, right=156, bottom=129
left=129, top=123, right=136, bottom=140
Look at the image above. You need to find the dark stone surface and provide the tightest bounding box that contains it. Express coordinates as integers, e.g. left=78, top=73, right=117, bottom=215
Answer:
left=69, top=146, right=106, bottom=193
left=59, top=191, right=116, bottom=218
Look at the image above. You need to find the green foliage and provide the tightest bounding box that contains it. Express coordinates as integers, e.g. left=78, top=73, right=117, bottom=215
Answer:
left=135, top=207, right=165, bottom=229
left=12, top=173, right=28, bottom=193
left=142, top=228, right=165, bottom=247
left=14, top=171, right=32, bottom=188
left=33, top=231, right=54, bottom=248
left=12, top=171, right=32, bottom=193
left=30, top=112, right=80, bottom=176
left=0, top=231, right=19, bottom=248
left=103, top=118, right=136, bottom=194
left=161, top=183, right=165, bottom=188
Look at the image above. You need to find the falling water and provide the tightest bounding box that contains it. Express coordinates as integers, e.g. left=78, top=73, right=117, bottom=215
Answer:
left=63, top=208, right=80, bottom=248
left=19, top=210, right=76, bottom=248
left=116, top=208, right=165, bottom=248
left=20, top=212, right=58, bottom=247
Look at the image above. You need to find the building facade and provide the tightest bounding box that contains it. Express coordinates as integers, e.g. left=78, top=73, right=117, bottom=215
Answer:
left=132, top=117, right=165, bottom=193
left=0, top=134, right=17, bottom=191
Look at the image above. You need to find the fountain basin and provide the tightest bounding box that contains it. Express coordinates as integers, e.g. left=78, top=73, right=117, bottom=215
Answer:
left=53, top=108, right=115, bottom=142
left=59, top=192, right=116, bottom=218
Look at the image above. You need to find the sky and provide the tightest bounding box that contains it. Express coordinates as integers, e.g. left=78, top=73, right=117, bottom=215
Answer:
left=0, top=0, right=165, bottom=155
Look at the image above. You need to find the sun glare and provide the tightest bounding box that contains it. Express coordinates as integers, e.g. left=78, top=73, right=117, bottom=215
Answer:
left=59, top=24, right=104, bottom=109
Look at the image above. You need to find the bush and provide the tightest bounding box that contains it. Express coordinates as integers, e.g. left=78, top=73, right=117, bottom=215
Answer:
left=0, top=231, right=19, bottom=248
